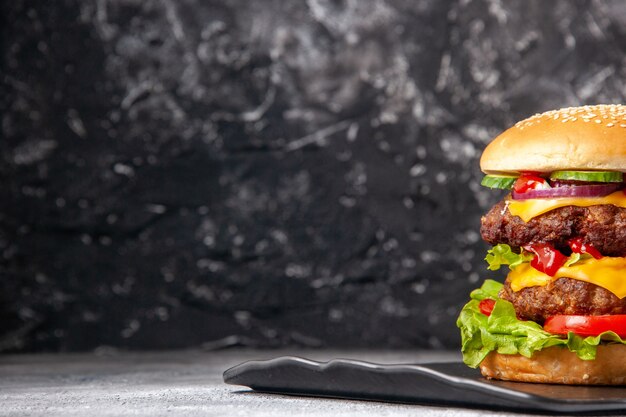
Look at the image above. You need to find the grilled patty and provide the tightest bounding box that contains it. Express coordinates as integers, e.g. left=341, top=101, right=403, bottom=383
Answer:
left=481, top=201, right=626, bottom=256
left=499, top=277, right=626, bottom=323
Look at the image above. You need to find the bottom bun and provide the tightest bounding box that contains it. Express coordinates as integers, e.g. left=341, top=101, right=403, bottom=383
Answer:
left=480, top=345, right=626, bottom=385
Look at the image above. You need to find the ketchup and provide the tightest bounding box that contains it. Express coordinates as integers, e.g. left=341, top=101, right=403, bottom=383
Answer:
left=513, top=173, right=548, bottom=194
left=568, top=237, right=603, bottom=259
left=523, top=243, right=567, bottom=276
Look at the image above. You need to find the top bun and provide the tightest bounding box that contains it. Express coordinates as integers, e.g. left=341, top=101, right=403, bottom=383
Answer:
left=480, top=105, right=626, bottom=174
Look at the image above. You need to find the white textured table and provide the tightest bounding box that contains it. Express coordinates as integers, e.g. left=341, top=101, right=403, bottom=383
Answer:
left=0, top=349, right=549, bottom=417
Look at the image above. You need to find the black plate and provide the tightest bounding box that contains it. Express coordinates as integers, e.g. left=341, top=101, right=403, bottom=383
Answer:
left=223, top=356, right=626, bottom=414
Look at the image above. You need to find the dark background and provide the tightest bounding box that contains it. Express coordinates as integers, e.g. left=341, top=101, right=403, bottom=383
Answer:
left=2, top=0, right=626, bottom=352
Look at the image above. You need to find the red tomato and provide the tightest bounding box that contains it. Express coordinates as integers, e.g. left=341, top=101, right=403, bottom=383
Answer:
left=513, top=174, right=548, bottom=194
left=568, top=237, right=603, bottom=259
left=544, top=315, right=626, bottom=338
left=523, top=243, right=568, bottom=276
left=479, top=299, right=495, bottom=316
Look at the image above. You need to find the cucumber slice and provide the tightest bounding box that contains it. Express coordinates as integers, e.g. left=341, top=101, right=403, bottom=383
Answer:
left=549, top=170, right=623, bottom=183
left=481, top=174, right=518, bottom=189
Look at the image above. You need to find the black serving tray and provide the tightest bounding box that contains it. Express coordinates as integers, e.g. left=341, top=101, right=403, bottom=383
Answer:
left=223, top=356, right=626, bottom=414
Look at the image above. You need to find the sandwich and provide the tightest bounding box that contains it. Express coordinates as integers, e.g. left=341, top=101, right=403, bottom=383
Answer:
left=457, top=104, right=626, bottom=384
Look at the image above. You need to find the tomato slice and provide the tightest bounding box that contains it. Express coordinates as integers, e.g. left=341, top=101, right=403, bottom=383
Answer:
left=522, top=243, right=568, bottom=276
left=513, top=174, right=549, bottom=194
left=479, top=299, right=495, bottom=316
left=568, top=237, right=603, bottom=260
left=544, top=315, right=626, bottom=338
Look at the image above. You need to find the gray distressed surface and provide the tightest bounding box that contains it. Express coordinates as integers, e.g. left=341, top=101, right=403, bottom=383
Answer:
left=0, top=349, right=548, bottom=417
left=3, top=0, right=626, bottom=352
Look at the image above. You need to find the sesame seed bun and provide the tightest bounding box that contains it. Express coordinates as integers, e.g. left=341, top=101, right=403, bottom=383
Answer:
left=479, top=345, right=626, bottom=385
left=480, top=105, right=626, bottom=175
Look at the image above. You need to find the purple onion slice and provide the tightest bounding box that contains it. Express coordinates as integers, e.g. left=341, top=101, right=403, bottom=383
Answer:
left=511, top=184, right=623, bottom=200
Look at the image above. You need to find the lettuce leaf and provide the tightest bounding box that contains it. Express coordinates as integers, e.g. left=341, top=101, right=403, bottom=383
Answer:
left=456, top=279, right=626, bottom=368
left=563, top=252, right=593, bottom=267
left=485, top=244, right=533, bottom=271
left=485, top=243, right=588, bottom=271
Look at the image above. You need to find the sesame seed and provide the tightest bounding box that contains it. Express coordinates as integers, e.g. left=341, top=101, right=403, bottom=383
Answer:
left=513, top=104, right=626, bottom=129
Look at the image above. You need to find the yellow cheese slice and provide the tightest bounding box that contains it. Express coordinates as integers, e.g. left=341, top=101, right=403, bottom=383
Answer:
left=507, top=191, right=626, bottom=222
left=508, top=257, right=626, bottom=298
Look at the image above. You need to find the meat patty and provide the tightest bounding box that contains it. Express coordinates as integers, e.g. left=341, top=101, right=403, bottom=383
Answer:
left=481, top=201, right=626, bottom=256
left=499, top=277, right=626, bottom=323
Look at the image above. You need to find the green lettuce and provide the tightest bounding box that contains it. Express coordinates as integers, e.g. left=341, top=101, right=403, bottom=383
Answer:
left=485, top=244, right=533, bottom=271
left=563, top=252, right=593, bottom=267
left=456, top=279, right=626, bottom=368
left=485, top=243, right=588, bottom=271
